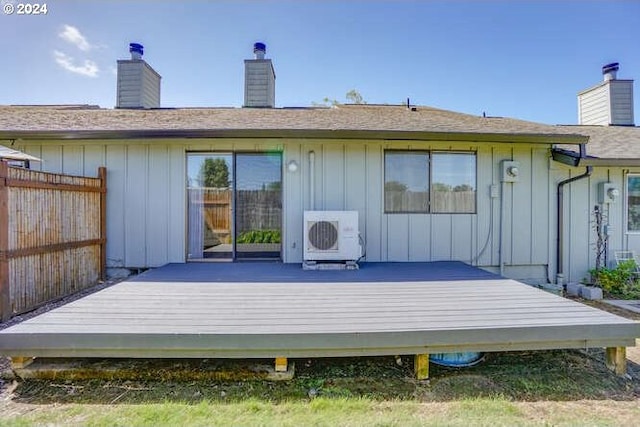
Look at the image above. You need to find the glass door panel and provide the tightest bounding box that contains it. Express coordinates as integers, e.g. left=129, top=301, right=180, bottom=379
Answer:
left=235, top=153, right=282, bottom=259
left=187, top=153, right=233, bottom=260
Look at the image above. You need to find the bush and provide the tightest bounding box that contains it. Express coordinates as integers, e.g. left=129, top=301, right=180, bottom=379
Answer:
left=236, top=229, right=281, bottom=244
left=589, top=260, right=640, bottom=298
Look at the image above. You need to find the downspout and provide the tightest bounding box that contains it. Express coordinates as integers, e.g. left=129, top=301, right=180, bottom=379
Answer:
left=556, top=143, right=591, bottom=284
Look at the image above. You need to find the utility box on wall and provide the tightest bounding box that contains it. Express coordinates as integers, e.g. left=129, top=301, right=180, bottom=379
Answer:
left=598, top=182, right=619, bottom=204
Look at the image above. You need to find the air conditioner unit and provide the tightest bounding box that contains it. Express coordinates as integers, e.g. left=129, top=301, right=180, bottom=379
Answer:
left=303, top=210, right=362, bottom=262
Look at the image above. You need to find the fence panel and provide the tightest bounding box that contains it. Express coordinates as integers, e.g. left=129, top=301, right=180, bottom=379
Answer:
left=0, top=162, right=106, bottom=321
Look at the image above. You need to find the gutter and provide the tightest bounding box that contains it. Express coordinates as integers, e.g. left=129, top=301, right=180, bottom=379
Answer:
left=0, top=129, right=589, bottom=144
left=556, top=143, right=592, bottom=284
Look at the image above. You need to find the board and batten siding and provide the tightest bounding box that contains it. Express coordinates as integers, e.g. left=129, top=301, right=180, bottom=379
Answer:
left=554, top=163, right=640, bottom=283
left=283, top=141, right=551, bottom=282
left=18, top=139, right=552, bottom=282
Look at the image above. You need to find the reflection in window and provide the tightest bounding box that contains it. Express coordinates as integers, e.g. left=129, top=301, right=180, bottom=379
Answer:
left=627, top=175, right=640, bottom=232
left=431, top=153, right=476, bottom=213
left=384, top=151, right=429, bottom=213
left=383, top=151, right=477, bottom=214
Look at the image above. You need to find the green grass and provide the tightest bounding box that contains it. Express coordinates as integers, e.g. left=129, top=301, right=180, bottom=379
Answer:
left=2, top=350, right=639, bottom=426
left=3, top=397, right=639, bottom=427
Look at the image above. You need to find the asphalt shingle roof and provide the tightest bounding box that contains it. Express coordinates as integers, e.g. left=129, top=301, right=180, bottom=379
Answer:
left=0, top=104, right=586, bottom=143
left=556, top=125, right=640, bottom=159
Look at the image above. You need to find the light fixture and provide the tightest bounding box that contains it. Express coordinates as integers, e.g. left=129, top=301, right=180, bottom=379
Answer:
left=287, top=160, right=299, bottom=173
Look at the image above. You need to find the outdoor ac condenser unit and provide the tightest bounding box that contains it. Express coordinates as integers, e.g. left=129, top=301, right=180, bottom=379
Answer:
left=303, top=210, right=361, bottom=262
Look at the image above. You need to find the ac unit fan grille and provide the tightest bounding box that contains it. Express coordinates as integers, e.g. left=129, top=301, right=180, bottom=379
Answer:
left=308, top=221, right=339, bottom=251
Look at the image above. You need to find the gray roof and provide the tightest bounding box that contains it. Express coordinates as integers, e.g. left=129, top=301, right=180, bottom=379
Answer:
left=556, top=125, right=640, bottom=160
left=0, top=104, right=587, bottom=143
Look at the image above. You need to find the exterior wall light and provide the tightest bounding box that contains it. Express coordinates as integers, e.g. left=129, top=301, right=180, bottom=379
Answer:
left=287, top=160, right=299, bottom=173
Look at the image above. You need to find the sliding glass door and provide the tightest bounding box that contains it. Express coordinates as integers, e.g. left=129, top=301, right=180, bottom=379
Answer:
left=187, top=154, right=233, bottom=260
left=186, top=152, right=282, bottom=261
left=235, top=153, right=282, bottom=259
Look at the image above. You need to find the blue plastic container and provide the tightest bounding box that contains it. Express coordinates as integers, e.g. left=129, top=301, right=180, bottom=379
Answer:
left=430, top=352, right=484, bottom=367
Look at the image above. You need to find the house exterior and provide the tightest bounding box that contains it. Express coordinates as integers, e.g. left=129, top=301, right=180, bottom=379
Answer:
left=0, top=44, right=637, bottom=285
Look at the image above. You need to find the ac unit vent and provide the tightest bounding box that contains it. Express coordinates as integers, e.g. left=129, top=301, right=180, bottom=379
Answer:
left=308, top=221, right=339, bottom=251
left=303, top=211, right=362, bottom=262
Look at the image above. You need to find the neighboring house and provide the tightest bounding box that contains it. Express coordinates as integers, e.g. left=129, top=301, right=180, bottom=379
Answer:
left=0, top=43, right=636, bottom=285
left=551, top=63, right=639, bottom=283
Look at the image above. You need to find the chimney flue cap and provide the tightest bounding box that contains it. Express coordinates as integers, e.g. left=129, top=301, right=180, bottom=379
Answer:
left=129, top=43, right=144, bottom=60
left=602, top=62, right=619, bottom=81
left=254, top=42, right=266, bottom=59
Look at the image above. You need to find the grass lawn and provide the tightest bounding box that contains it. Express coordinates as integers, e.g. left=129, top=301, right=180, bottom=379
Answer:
left=1, top=349, right=640, bottom=426
left=1, top=300, right=639, bottom=426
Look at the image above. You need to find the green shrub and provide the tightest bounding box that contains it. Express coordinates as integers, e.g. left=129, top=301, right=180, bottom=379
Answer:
left=236, top=229, right=281, bottom=244
left=589, top=260, right=639, bottom=297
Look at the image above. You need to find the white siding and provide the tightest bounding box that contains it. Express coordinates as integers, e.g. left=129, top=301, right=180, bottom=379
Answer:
left=551, top=164, right=640, bottom=283
left=15, top=138, right=553, bottom=283
left=117, top=61, right=161, bottom=109
left=610, top=80, right=634, bottom=126
left=244, top=60, right=275, bottom=108
left=578, top=80, right=635, bottom=126
left=578, top=83, right=610, bottom=125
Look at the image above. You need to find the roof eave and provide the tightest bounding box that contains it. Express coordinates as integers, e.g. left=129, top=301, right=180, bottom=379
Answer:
left=0, top=129, right=588, bottom=144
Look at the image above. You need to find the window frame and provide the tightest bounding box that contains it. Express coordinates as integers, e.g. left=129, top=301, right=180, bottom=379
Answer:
left=626, top=173, right=640, bottom=234
left=383, top=150, right=477, bottom=215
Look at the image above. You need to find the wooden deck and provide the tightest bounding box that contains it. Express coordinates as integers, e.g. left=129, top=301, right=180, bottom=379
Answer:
left=1, top=262, right=639, bottom=364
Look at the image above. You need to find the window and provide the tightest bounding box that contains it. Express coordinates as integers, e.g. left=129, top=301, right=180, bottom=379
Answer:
left=384, top=151, right=476, bottom=213
left=384, top=151, right=429, bottom=213
left=627, top=175, right=640, bottom=232
left=431, top=153, right=476, bottom=213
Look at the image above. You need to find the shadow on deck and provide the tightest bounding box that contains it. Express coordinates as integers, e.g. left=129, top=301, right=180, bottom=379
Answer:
left=130, top=261, right=500, bottom=283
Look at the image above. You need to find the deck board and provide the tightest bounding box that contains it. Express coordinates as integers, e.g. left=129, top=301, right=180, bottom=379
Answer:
left=1, top=262, right=639, bottom=358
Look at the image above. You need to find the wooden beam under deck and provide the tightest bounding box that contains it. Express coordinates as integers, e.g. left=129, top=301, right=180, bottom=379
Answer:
left=605, top=347, right=627, bottom=376
left=414, top=354, right=429, bottom=380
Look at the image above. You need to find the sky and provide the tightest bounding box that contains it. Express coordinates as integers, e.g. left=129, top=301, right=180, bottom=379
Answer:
left=1, top=0, right=639, bottom=125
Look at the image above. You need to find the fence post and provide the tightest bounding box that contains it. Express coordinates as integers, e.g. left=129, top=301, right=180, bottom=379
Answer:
left=98, top=167, right=107, bottom=281
left=0, top=161, right=10, bottom=321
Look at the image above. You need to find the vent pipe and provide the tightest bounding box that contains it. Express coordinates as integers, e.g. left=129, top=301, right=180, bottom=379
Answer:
left=254, top=42, right=266, bottom=59
left=129, top=43, right=144, bottom=60
left=602, top=62, right=619, bottom=81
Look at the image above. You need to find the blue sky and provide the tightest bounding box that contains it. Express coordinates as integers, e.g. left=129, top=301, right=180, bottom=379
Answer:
left=1, top=1, right=639, bottom=125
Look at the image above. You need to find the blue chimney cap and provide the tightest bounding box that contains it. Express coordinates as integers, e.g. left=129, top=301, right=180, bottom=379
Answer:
left=254, top=42, right=266, bottom=53
left=602, top=62, right=619, bottom=74
left=129, top=43, right=144, bottom=56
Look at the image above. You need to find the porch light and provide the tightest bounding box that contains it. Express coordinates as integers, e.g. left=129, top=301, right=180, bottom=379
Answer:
left=287, top=160, right=299, bottom=173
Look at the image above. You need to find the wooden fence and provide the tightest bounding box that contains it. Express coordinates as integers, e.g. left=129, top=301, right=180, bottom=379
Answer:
left=385, top=190, right=476, bottom=213
left=0, top=162, right=106, bottom=321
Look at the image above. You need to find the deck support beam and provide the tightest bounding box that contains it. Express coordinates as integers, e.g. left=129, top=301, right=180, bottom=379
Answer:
left=605, top=347, right=627, bottom=376
left=414, top=354, right=429, bottom=380
left=275, top=357, right=288, bottom=372
left=11, top=356, right=34, bottom=369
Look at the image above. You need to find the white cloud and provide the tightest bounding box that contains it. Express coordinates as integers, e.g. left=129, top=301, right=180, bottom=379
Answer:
left=53, top=50, right=99, bottom=78
left=58, top=25, right=92, bottom=51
